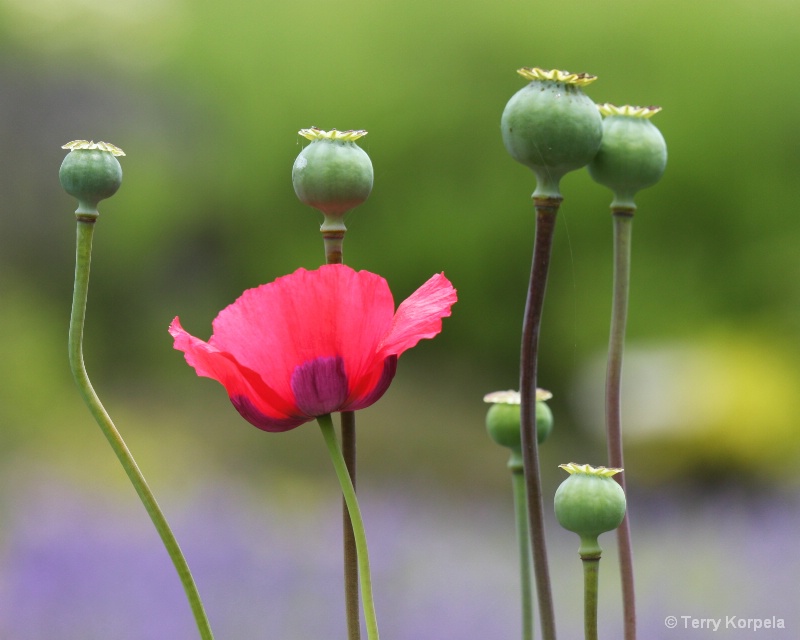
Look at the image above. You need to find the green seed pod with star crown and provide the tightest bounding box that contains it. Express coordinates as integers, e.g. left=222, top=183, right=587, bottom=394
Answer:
left=554, top=462, right=626, bottom=558
left=588, top=104, right=667, bottom=211
left=59, top=140, right=125, bottom=217
left=501, top=68, right=603, bottom=199
left=484, top=388, right=554, bottom=452
left=292, top=127, right=374, bottom=264
left=292, top=127, right=373, bottom=225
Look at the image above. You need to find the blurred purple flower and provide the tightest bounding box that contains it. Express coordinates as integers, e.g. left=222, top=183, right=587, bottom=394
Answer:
left=1, top=478, right=797, bottom=639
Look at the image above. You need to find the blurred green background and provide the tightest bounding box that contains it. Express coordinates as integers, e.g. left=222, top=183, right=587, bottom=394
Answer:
left=1, top=0, right=799, bottom=637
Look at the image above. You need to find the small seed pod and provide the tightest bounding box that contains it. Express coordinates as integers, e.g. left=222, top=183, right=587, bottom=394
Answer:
left=554, top=462, right=626, bottom=558
left=484, top=388, right=554, bottom=451
left=501, top=68, right=603, bottom=199
left=292, top=127, right=373, bottom=229
left=59, top=140, right=125, bottom=217
left=588, top=104, right=667, bottom=211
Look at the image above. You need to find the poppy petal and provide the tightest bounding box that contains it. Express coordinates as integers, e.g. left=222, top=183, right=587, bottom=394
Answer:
left=231, top=395, right=307, bottom=432
left=379, top=273, right=457, bottom=357
left=346, top=355, right=398, bottom=411
left=169, top=317, right=301, bottom=425
left=208, top=265, right=395, bottom=403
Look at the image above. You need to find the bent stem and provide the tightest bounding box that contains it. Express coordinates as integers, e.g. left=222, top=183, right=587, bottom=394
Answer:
left=606, top=211, right=636, bottom=640
left=69, top=218, right=214, bottom=640
left=510, top=454, right=534, bottom=640
left=318, top=414, right=380, bottom=640
left=519, top=196, right=561, bottom=640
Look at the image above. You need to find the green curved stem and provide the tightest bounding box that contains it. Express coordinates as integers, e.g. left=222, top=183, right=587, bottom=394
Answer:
left=605, top=211, right=636, bottom=640
left=519, top=197, right=560, bottom=640
left=317, top=414, right=380, bottom=640
left=582, top=557, right=600, bottom=640
left=69, top=218, right=214, bottom=640
left=509, top=454, right=534, bottom=640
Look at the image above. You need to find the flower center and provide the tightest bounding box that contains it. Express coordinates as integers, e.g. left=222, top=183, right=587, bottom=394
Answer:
left=290, top=356, right=349, bottom=417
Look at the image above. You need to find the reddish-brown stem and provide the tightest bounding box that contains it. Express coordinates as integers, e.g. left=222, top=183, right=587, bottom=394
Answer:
left=341, top=411, right=360, bottom=640
left=519, top=197, right=561, bottom=640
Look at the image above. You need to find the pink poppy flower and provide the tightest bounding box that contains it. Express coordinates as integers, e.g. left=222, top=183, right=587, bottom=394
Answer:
left=170, top=264, right=457, bottom=432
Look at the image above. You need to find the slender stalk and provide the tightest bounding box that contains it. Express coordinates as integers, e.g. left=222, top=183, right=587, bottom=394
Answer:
left=519, top=196, right=561, bottom=640
left=321, top=225, right=361, bottom=640
left=582, top=557, right=600, bottom=640
left=341, top=411, right=360, bottom=640
left=69, top=218, right=214, bottom=640
left=323, top=229, right=346, bottom=266
left=509, top=454, right=534, bottom=640
left=317, top=414, right=380, bottom=640
left=605, top=211, right=636, bottom=640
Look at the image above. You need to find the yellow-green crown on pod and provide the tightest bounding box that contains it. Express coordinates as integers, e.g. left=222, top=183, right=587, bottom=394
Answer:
left=517, top=67, right=597, bottom=87
left=483, top=389, right=553, bottom=405
left=596, top=104, right=661, bottom=118
left=298, top=127, right=368, bottom=142
left=558, top=462, right=623, bottom=477
left=62, top=140, right=126, bottom=156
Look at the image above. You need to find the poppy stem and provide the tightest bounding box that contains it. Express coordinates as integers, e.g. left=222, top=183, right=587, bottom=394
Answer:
left=341, top=411, right=361, bottom=640
left=519, top=197, right=560, bottom=640
left=69, top=218, right=214, bottom=640
left=509, top=454, right=534, bottom=640
left=606, top=210, right=636, bottom=640
left=582, top=556, right=600, bottom=640
left=320, top=225, right=361, bottom=640
left=323, top=228, right=346, bottom=266
left=318, top=413, right=380, bottom=640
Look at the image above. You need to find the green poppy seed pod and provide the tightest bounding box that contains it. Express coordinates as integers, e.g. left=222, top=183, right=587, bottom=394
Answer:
left=554, top=462, right=626, bottom=558
left=292, top=127, right=373, bottom=233
left=501, top=68, right=603, bottom=199
left=59, top=140, right=125, bottom=217
left=588, top=104, right=667, bottom=210
left=484, top=389, right=554, bottom=453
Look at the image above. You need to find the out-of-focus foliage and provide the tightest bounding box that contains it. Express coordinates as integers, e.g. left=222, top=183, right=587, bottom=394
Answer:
left=1, top=0, right=800, bottom=485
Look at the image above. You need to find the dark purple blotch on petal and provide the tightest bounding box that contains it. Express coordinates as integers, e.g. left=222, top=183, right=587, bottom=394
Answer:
left=231, top=396, right=307, bottom=432
left=291, top=356, right=349, bottom=417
